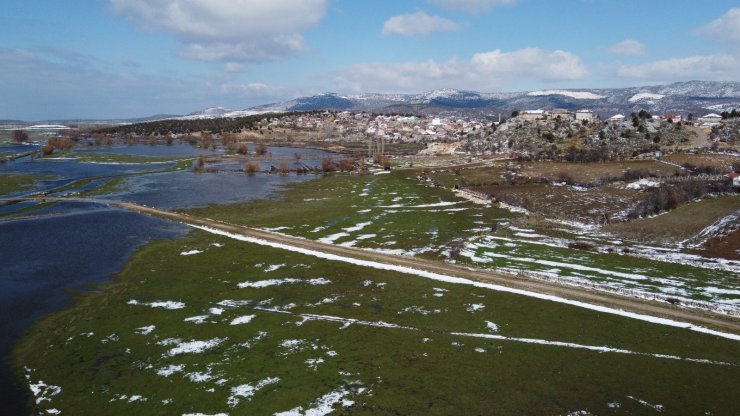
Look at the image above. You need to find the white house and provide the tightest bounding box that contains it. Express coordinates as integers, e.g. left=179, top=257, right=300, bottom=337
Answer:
left=575, top=109, right=593, bottom=122
left=520, top=110, right=545, bottom=121
left=698, top=113, right=722, bottom=126
left=608, top=114, right=625, bottom=122
left=662, top=114, right=682, bottom=123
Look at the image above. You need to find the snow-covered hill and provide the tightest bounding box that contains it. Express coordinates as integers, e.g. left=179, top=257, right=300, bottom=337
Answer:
left=182, top=81, right=740, bottom=120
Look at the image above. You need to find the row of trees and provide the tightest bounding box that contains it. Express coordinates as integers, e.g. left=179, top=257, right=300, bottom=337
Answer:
left=95, top=110, right=328, bottom=136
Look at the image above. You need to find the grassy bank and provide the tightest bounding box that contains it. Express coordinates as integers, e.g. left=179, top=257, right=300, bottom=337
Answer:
left=0, top=173, right=53, bottom=195
left=14, top=229, right=740, bottom=415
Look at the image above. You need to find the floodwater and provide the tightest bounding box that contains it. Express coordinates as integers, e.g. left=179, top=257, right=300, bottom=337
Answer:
left=0, top=142, right=332, bottom=414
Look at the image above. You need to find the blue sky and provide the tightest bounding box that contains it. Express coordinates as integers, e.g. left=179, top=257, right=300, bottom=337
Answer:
left=2, top=0, right=739, bottom=119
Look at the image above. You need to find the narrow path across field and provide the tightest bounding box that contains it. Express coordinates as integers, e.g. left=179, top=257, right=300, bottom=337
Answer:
left=4, top=196, right=740, bottom=337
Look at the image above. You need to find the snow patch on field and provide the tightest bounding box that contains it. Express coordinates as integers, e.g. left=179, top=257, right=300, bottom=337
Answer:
left=183, top=413, right=228, bottom=416
left=227, top=377, right=280, bottom=407
left=466, top=303, right=485, bottom=312
left=626, top=178, right=661, bottom=189
left=486, top=321, right=499, bottom=332
left=627, top=395, right=664, bottom=412
left=318, top=232, right=349, bottom=244
left=184, top=315, right=210, bottom=324
left=134, top=325, right=156, bottom=335
left=189, top=225, right=740, bottom=341
left=682, top=212, right=739, bottom=249
left=305, top=358, right=325, bottom=370
left=453, top=332, right=737, bottom=365
left=156, top=364, right=185, bottom=377
left=180, top=249, right=203, bottom=256
left=161, top=338, right=224, bottom=356
left=25, top=369, right=62, bottom=406
left=344, top=221, right=373, bottom=233
left=265, top=263, right=286, bottom=272
left=230, top=314, right=256, bottom=325
left=217, top=299, right=254, bottom=308
left=127, top=299, right=186, bottom=309
left=307, top=295, right=342, bottom=307
left=238, top=277, right=331, bottom=288
left=273, top=386, right=359, bottom=416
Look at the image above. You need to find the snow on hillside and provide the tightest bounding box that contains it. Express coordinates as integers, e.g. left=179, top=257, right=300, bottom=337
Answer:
left=179, top=108, right=267, bottom=120
left=628, top=93, right=665, bottom=102
left=527, top=90, right=605, bottom=100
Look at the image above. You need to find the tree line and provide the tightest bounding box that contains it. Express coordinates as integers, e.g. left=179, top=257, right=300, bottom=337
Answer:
left=94, top=111, right=326, bottom=136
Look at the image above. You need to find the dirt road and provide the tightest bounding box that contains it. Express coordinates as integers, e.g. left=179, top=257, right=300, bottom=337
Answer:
left=4, top=196, right=739, bottom=334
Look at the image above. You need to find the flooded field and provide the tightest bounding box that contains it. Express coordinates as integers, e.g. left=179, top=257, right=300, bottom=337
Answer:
left=0, top=141, right=334, bottom=414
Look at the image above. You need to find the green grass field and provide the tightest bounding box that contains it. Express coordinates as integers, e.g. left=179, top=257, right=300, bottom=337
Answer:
left=185, top=171, right=739, bottom=307
left=0, top=173, right=53, bottom=195
left=43, top=151, right=192, bottom=164
left=14, top=229, right=740, bottom=415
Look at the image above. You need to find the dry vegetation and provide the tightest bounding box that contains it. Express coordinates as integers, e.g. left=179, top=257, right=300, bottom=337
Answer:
left=604, top=196, right=740, bottom=243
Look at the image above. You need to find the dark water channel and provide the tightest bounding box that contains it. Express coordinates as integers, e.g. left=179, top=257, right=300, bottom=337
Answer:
left=0, top=143, right=330, bottom=414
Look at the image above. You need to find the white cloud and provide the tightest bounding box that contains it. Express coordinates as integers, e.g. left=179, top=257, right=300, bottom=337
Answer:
left=471, top=48, right=589, bottom=81
left=0, top=47, right=296, bottom=119
left=607, top=39, right=646, bottom=56
left=110, top=0, right=328, bottom=62
left=698, top=8, right=740, bottom=42
left=616, top=54, right=739, bottom=81
left=333, top=47, right=588, bottom=92
left=223, top=62, right=247, bottom=73
left=382, top=11, right=459, bottom=37
left=334, top=59, right=464, bottom=92
left=428, top=0, right=516, bottom=13
left=219, top=82, right=285, bottom=97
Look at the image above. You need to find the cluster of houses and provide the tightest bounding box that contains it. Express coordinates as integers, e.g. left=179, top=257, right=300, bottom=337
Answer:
left=516, top=108, right=726, bottom=127
left=260, top=107, right=734, bottom=145
left=264, top=111, right=489, bottom=143
left=518, top=109, right=594, bottom=122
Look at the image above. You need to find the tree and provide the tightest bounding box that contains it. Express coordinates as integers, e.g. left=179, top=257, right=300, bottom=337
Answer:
left=511, top=110, right=520, bottom=118
left=13, top=130, right=29, bottom=143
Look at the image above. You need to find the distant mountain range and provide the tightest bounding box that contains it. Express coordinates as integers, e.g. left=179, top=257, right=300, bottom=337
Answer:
left=7, top=81, right=737, bottom=125
left=181, top=81, right=740, bottom=121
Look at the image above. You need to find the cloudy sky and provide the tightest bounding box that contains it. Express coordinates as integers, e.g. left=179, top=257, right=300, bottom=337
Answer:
left=2, top=0, right=740, bottom=119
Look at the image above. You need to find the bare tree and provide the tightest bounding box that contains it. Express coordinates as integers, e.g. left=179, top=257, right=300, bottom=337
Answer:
left=13, top=130, right=29, bottom=143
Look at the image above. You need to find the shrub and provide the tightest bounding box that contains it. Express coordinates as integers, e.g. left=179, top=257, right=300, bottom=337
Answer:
left=338, top=159, right=355, bottom=172
left=321, top=157, right=337, bottom=172
left=278, top=161, right=290, bottom=175
left=244, top=162, right=259, bottom=175
left=194, top=156, right=205, bottom=172
left=256, top=142, right=268, bottom=155
left=622, top=168, right=652, bottom=181
left=567, top=241, right=594, bottom=251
